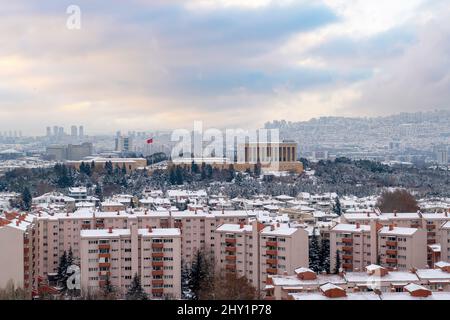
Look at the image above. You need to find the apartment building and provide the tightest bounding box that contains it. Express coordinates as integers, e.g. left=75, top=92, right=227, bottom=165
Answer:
left=259, top=223, right=309, bottom=291
left=0, top=214, right=33, bottom=293
left=440, top=221, right=450, bottom=263
left=341, top=211, right=423, bottom=228
left=30, top=208, right=254, bottom=282
left=214, top=221, right=262, bottom=289
left=330, top=223, right=376, bottom=273
left=330, top=222, right=427, bottom=272
left=213, top=221, right=308, bottom=292
left=80, top=224, right=181, bottom=299
left=378, top=225, right=427, bottom=270
left=422, top=212, right=449, bottom=244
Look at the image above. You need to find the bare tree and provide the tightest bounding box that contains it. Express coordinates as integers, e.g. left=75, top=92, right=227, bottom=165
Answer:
left=376, top=189, right=419, bottom=213
left=198, top=272, right=260, bottom=300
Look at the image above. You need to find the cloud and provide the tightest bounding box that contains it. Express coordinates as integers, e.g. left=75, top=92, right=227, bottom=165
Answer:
left=0, top=0, right=449, bottom=135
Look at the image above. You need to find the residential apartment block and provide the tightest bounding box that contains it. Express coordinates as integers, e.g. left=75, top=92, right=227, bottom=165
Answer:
left=330, top=222, right=427, bottom=272
left=80, top=224, right=181, bottom=299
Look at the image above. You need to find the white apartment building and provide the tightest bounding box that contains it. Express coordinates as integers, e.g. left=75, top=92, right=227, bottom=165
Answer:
left=80, top=224, right=181, bottom=299
left=330, top=222, right=427, bottom=272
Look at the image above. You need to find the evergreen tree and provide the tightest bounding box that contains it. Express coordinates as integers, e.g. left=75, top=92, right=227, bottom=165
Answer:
left=200, top=162, right=206, bottom=180
left=101, top=273, right=116, bottom=299
left=181, top=262, right=193, bottom=299
left=104, top=161, right=113, bottom=175
left=175, top=166, right=184, bottom=185
left=67, top=247, right=74, bottom=267
left=191, top=161, right=199, bottom=174
left=21, top=186, right=32, bottom=211
left=121, top=163, right=127, bottom=175
left=332, top=197, right=342, bottom=216
left=334, top=250, right=341, bottom=274
left=57, top=251, right=69, bottom=288
left=126, top=273, right=148, bottom=300
left=169, top=167, right=177, bottom=185
left=129, top=198, right=135, bottom=209
left=95, top=184, right=104, bottom=202
left=309, top=228, right=321, bottom=272
left=205, top=164, right=213, bottom=179
left=189, top=250, right=212, bottom=300
left=319, top=238, right=330, bottom=273
left=55, top=164, right=73, bottom=188
left=254, top=161, right=262, bottom=177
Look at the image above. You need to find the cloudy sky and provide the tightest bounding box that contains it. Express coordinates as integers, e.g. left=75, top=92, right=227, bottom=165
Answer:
left=1, top=0, right=450, bottom=135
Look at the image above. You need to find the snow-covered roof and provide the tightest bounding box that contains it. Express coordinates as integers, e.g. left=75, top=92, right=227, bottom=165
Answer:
left=435, top=261, right=450, bottom=268
left=344, top=271, right=418, bottom=284
left=415, top=269, right=450, bottom=280
left=331, top=223, right=370, bottom=233
left=379, top=226, right=418, bottom=236
left=289, top=292, right=380, bottom=300
left=215, top=223, right=253, bottom=233
left=261, top=225, right=298, bottom=236
left=138, top=228, right=180, bottom=237
left=295, top=267, right=315, bottom=274
left=404, top=283, right=430, bottom=293
left=380, top=292, right=450, bottom=300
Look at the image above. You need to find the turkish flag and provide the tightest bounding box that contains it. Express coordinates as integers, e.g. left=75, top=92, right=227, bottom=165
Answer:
left=146, top=138, right=153, bottom=144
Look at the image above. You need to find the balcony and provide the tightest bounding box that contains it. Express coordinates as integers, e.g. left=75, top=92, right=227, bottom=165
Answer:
left=266, top=258, right=277, bottom=265
left=225, top=255, right=236, bottom=261
left=266, top=268, right=277, bottom=274
left=225, top=238, right=237, bottom=244
left=99, top=262, right=110, bottom=268
left=386, top=241, right=397, bottom=247
left=266, top=249, right=277, bottom=256
left=411, top=223, right=421, bottom=228
left=386, top=249, right=397, bottom=255
left=98, top=253, right=110, bottom=259
left=427, top=232, right=436, bottom=237
left=342, top=254, right=353, bottom=261
left=386, top=258, right=397, bottom=264
left=152, top=279, right=164, bottom=286
left=98, top=244, right=110, bottom=250
left=152, top=252, right=164, bottom=258
left=225, top=246, right=236, bottom=253
left=266, top=241, right=277, bottom=247
left=427, top=239, right=436, bottom=245
left=342, top=263, right=353, bottom=270
left=81, top=223, right=91, bottom=229
left=152, top=270, right=164, bottom=276
left=342, top=237, right=353, bottom=244
left=152, top=288, right=164, bottom=295
left=226, top=264, right=236, bottom=271
left=152, top=243, right=164, bottom=249
left=342, top=246, right=353, bottom=252
left=152, top=261, right=164, bottom=267
left=98, top=271, right=110, bottom=277
left=95, top=224, right=105, bottom=229
left=426, top=225, right=435, bottom=230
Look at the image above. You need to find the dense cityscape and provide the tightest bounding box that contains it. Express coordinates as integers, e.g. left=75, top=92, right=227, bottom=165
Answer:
left=1, top=0, right=450, bottom=313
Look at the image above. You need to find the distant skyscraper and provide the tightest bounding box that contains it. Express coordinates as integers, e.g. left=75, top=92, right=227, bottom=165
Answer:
left=58, top=127, right=64, bottom=137
left=436, top=148, right=449, bottom=165
left=79, top=125, right=84, bottom=138
left=46, top=127, right=52, bottom=137
left=53, top=126, right=59, bottom=137
left=71, top=125, right=78, bottom=137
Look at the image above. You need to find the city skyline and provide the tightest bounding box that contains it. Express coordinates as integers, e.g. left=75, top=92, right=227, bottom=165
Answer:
left=1, top=1, right=450, bottom=135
